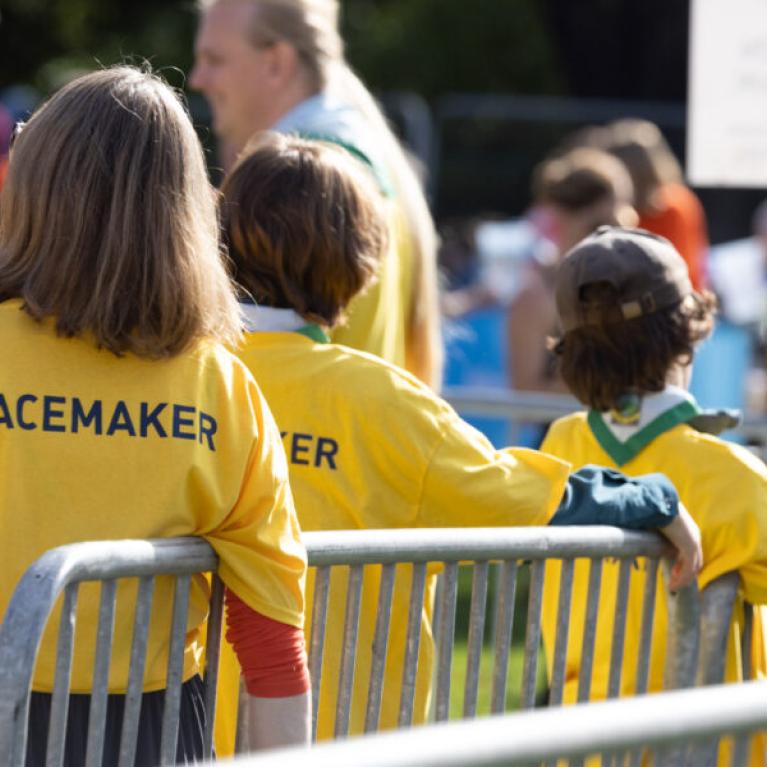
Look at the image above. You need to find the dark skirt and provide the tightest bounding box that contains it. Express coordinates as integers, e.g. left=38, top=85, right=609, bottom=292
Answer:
left=25, top=675, right=207, bottom=767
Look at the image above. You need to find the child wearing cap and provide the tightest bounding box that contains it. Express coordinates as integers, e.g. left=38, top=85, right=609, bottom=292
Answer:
left=540, top=225, right=767, bottom=764
left=216, top=136, right=702, bottom=744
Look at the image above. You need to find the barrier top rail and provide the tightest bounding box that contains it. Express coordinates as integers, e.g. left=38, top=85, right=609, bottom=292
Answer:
left=443, top=385, right=767, bottom=444
left=230, top=679, right=767, bottom=767
left=302, top=526, right=671, bottom=566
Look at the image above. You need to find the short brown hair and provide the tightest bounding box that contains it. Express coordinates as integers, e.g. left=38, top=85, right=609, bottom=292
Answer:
left=533, top=148, right=632, bottom=212
left=0, top=65, right=241, bottom=358
left=220, top=132, right=387, bottom=327
left=552, top=287, right=716, bottom=411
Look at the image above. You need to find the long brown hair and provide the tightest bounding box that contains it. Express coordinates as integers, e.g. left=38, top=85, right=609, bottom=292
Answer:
left=221, top=133, right=387, bottom=327
left=0, top=65, right=241, bottom=357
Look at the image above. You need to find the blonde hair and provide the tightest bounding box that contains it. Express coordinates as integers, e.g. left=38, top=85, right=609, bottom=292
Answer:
left=199, top=0, right=443, bottom=387
left=601, top=119, right=683, bottom=212
left=0, top=65, right=241, bottom=357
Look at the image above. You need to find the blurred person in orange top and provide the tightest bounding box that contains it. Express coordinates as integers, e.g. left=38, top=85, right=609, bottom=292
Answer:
left=598, top=118, right=709, bottom=291
left=0, top=103, right=12, bottom=192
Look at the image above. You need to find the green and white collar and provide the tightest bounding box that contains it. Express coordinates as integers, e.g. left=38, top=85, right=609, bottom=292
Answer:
left=588, top=386, right=701, bottom=466
left=239, top=303, right=329, bottom=343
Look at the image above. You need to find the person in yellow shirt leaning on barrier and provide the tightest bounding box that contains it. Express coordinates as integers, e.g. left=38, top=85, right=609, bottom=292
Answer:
left=539, top=226, right=767, bottom=766
left=214, top=133, right=702, bottom=746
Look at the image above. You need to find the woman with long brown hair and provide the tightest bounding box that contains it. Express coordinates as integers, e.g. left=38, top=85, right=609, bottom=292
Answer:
left=0, top=66, right=309, bottom=765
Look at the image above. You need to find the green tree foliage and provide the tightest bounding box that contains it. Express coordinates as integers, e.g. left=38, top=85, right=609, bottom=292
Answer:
left=0, top=0, right=562, bottom=98
left=0, top=0, right=198, bottom=92
left=341, top=0, right=563, bottom=97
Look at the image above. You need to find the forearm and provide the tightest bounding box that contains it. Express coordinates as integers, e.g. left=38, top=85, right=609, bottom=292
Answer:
left=246, top=691, right=311, bottom=750
left=549, top=465, right=678, bottom=529
left=225, top=588, right=311, bottom=750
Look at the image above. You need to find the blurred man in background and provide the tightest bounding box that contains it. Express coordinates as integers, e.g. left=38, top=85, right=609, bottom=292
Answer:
left=190, top=0, right=443, bottom=388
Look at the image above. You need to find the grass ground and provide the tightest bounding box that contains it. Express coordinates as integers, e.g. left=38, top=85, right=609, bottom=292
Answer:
left=448, top=639, right=549, bottom=717
left=443, top=563, right=550, bottom=719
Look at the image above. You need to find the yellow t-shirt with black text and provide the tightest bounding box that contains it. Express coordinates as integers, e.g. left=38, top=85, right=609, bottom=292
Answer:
left=0, top=300, right=306, bottom=694
left=229, top=330, right=570, bottom=740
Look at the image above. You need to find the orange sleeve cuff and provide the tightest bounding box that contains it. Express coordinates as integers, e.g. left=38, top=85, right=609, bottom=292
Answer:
left=224, top=588, right=310, bottom=698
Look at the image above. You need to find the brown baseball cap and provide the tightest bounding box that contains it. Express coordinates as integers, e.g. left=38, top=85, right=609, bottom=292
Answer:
left=555, top=226, right=692, bottom=333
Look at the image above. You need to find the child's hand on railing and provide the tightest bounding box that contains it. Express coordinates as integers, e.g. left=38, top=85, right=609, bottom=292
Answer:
left=660, top=502, right=703, bottom=591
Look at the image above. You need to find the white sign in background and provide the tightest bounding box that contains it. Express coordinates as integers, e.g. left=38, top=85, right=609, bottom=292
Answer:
left=688, top=0, right=767, bottom=187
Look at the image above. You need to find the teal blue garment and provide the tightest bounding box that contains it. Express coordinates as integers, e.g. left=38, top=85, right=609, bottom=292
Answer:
left=550, top=466, right=678, bottom=529
left=271, top=92, right=394, bottom=197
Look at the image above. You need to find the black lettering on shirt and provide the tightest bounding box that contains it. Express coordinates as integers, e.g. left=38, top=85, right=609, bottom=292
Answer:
left=17, top=394, right=37, bottom=431
left=140, top=402, right=167, bottom=438
left=107, top=400, right=136, bottom=437
left=72, top=398, right=102, bottom=434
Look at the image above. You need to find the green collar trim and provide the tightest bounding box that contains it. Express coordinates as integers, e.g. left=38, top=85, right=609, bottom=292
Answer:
left=295, top=131, right=395, bottom=199
left=295, top=324, right=330, bottom=344
left=588, top=399, right=701, bottom=466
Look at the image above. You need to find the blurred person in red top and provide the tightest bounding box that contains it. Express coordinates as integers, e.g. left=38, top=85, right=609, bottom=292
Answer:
left=598, top=118, right=709, bottom=291
left=0, top=103, right=12, bottom=192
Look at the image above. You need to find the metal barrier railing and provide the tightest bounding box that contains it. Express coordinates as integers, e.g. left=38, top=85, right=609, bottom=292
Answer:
left=222, top=679, right=767, bottom=767
left=0, top=537, right=222, bottom=767
left=0, top=531, right=746, bottom=764
left=297, top=527, right=738, bottom=744
left=442, top=385, right=767, bottom=448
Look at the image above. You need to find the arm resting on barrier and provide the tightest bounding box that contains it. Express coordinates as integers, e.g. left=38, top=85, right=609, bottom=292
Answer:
left=550, top=467, right=678, bottom=528
left=550, top=467, right=702, bottom=588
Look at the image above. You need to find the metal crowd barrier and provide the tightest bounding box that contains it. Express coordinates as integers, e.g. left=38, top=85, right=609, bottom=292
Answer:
left=0, top=537, right=223, bottom=767
left=223, top=679, right=767, bottom=767
left=442, top=385, right=767, bottom=450
left=297, top=527, right=741, bottom=745
left=0, top=531, right=747, bottom=765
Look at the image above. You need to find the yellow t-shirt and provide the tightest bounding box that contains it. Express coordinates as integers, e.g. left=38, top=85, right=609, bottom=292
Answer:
left=330, top=201, right=413, bottom=372
left=540, top=410, right=767, bottom=764
left=0, top=300, right=306, bottom=694
left=226, top=330, right=569, bottom=741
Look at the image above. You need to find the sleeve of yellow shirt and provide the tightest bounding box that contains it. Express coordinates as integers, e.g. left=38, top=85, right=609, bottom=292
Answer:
left=416, top=408, right=571, bottom=529
left=203, top=379, right=307, bottom=630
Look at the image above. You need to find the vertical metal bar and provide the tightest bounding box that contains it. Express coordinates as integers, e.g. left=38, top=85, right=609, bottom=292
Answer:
left=663, top=576, right=700, bottom=692
left=490, top=560, right=518, bottom=715
left=334, top=565, right=364, bottom=739
left=607, top=559, right=633, bottom=699
left=364, top=563, right=396, bottom=733
left=548, top=559, right=575, bottom=707
left=308, top=566, right=331, bottom=743
left=742, top=602, right=754, bottom=681
left=733, top=603, right=755, bottom=766
left=201, top=574, right=225, bottom=758
left=398, top=563, right=427, bottom=728
left=46, top=584, right=79, bottom=767
left=434, top=562, right=459, bottom=722
left=117, top=577, right=155, bottom=767
left=520, top=561, right=544, bottom=710
left=634, top=558, right=658, bottom=696
left=577, top=559, right=603, bottom=704
left=84, top=579, right=118, bottom=767
left=159, top=575, right=192, bottom=765
left=463, top=562, right=489, bottom=719
left=626, top=559, right=659, bottom=767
